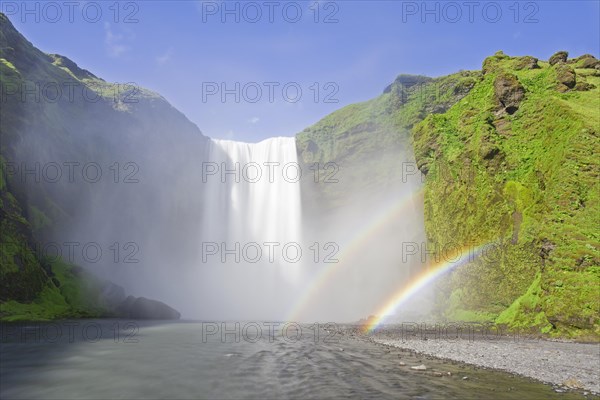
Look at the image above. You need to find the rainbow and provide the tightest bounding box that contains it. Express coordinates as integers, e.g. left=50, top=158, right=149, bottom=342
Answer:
left=286, top=186, right=424, bottom=322
left=362, top=242, right=492, bottom=333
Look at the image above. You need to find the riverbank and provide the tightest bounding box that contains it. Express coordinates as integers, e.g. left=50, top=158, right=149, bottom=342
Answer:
left=366, top=329, right=600, bottom=395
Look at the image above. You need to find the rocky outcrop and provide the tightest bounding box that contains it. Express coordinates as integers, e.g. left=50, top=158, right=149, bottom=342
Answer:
left=555, top=64, right=577, bottom=92
left=570, top=54, right=600, bottom=69
left=549, top=51, right=568, bottom=65
left=412, top=51, right=599, bottom=339
left=114, top=296, right=181, bottom=320
left=514, top=56, right=540, bottom=70
left=49, top=54, right=99, bottom=80
left=97, top=280, right=181, bottom=319
left=0, top=13, right=197, bottom=321
left=494, top=73, right=525, bottom=114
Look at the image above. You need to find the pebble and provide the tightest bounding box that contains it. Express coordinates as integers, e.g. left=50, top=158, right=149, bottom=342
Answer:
left=375, top=336, right=600, bottom=395
left=411, top=364, right=427, bottom=371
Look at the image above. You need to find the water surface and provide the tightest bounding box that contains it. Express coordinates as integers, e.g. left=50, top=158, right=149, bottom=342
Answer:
left=0, top=320, right=588, bottom=399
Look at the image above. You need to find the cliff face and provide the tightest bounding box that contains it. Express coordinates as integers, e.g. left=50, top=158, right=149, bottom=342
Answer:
left=0, top=13, right=203, bottom=319
left=298, top=51, right=599, bottom=338
left=412, top=51, right=599, bottom=338
left=2, top=12, right=598, bottom=335
left=296, top=70, right=479, bottom=212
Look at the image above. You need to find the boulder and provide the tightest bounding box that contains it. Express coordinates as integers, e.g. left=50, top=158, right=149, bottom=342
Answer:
left=549, top=51, right=568, bottom=65
left=575, top=81, right=595, bottom=91
left=555, top=64, right=576, bottom=91
left=514, top=56, right=540, bottom=70
left=569, top=54, right=599, bottom=69
left=579, top=57, right=600, bottom=69
left=494, top=73, right=525, bottom=114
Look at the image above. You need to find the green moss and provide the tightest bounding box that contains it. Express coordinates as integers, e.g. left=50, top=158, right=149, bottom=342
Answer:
left=412, top=52, right=599, bottom=338
left=296, top=52, right=598, bottom=338
left=0, top=57, right=17, bottom=72
left=51, top=260, right=107, bottom=316
left=0, top=260, right=107, bottom=321
left=0, top=286, right=71, bottom=321
left=28, top=206, right=52, bottom=234
left=495, top=273, right=552, bottom=331
left=445, top=289, right=497, bottom=322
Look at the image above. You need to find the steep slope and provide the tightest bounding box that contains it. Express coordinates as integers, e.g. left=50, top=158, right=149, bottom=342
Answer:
left=297, top=72, right=479, bottom=211
left=0, top=13, right=203, bottom=319
left=1, top=12, right=598, bottom=334
left=412, top=51, right=599, bottom=338
left=297, top=51, right=599, bottom=338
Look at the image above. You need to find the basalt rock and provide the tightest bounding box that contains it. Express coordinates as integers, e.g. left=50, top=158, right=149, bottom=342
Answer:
left=555, top=64, right=576, bottom=91
left=115, top=296, right=182, bottom=320
left=575, top=81, right=595, bottom=91
left=549, top=51, right=568, bottom=66
left=494, top=72, right=525, bottom=114
left=514, top=56, right=540, bottom=70
left=569, top=54, right=600, bottom=69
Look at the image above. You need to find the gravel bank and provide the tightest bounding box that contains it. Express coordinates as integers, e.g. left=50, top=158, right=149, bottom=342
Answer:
left=371, top=333, right=600, bottom=395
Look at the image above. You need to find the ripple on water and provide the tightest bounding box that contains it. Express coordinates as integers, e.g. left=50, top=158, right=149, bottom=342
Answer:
left=0, top=321, right=592, bottom=399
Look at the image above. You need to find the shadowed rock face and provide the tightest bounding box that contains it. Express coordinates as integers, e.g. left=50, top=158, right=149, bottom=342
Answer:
left=97, top=281, right=180, bottom=319
left=555, top=64, right=577, bottom=92
left=514, top=56, right=539, bottom=70
left=0, top=13, right=199, bottom=321
left=494, top=72, right=525, bottom=114
left=115, top=296, right=181, bottom=320
left=549, top=50, right=568, bottom=66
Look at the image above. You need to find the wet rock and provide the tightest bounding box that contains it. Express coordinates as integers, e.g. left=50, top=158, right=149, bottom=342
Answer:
left=462, top=376, right=469, bottom=380
left=399, top=362, right=406, bottom=366
left=411, top=364, right=427, bottom=371
left=549, top=51, right=568, bottom=65
left=494, top=73, right=525, bottom=114
left=433, top=372, right=444, bottom=377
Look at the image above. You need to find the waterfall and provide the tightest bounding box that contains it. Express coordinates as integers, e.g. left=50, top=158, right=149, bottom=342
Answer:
left=204, top=137, right=301, bottom=247
left=201, top=137, right=303, bottom=291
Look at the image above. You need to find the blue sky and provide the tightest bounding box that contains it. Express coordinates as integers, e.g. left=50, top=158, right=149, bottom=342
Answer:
left=4, top=1, right=600, bottom=142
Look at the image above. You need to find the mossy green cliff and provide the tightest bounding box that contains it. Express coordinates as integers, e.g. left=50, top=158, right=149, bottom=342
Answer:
left=1, top=13, right=196, bottom=320
left=1, top=11, right=597, bottom=336
left=412, top=51, right=599, bottom=338
left=298, top=51, right=599, bottom=339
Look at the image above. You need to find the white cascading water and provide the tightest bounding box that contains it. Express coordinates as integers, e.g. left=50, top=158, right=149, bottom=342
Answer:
left=203, top=137, right=301, bottom=250
left=199, top=137, right=304, bottom=318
